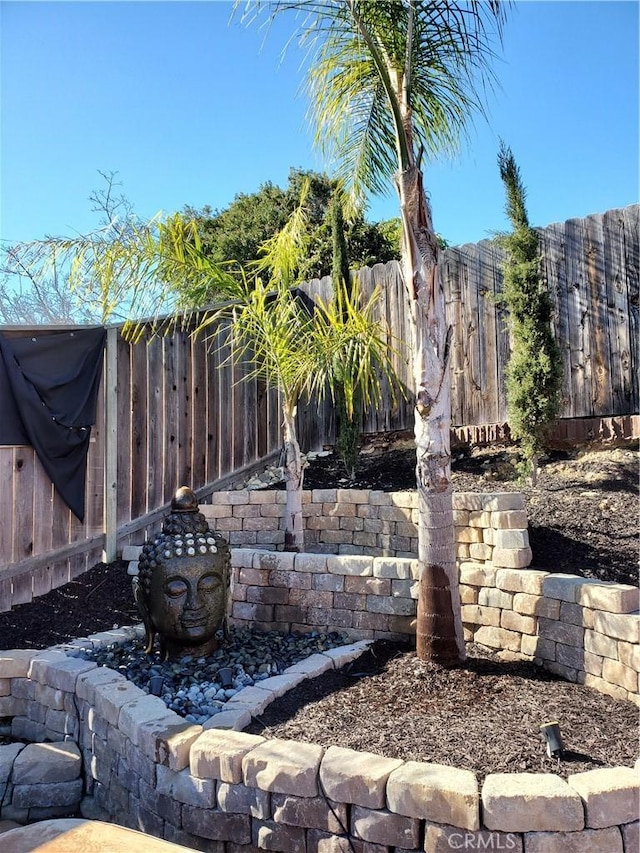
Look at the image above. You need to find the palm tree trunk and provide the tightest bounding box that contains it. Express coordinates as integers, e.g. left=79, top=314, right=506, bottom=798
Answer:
left=282, top=404, right=305, bottom=552
left=396, top=164, right=465, bottom=664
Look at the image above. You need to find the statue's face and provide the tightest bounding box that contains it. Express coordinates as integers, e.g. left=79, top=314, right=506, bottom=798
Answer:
left=148, top=554, right=226, bottom=655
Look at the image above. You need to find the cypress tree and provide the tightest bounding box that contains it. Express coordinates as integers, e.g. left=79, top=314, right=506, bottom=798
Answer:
left=497, top=141, right=563, bottom=483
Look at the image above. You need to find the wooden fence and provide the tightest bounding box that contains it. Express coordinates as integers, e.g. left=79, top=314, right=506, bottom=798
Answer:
left=0, top=316, right=290, bottom=611
left=301, top=204, right=639, bottom=435
left=0, top=205, right=637, bottom=610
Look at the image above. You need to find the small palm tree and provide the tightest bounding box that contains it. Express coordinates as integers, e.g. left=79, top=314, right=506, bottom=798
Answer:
left=199, top=269, right=397, bottom=551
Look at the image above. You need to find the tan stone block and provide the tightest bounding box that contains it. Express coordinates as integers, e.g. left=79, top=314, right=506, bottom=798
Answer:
left=583, top=673, right=629, bottom=701
left=92, top=677, right=144, bottom=727
left=453, top=510, right=470, bottom=526
left=491, top=510, right=529, bottom=529
left=584, top=629, right=618, bottom=660
left=482, top=773, right=584, bottom=832
left=327, top=556, right=373, bottom=577
left=242, top=739, right=324, bottom=795
left=138, top=719, right=204, bottom=771
left=592, top=611, right=640, bottom=644
left=456, top=543, right=471, bottom=561
left=523, top=827, right=623, bottom=853
left=577, top=582, right=640, bottom=614
left=469, top=543, right=492, bottom=561
left=478, top=588, right=513, bottom=609
left=202, top=503, right=233, bottom=519
left=583, top=651, right=604, bottom=677
left=520, top=634, right=540, bottom=657
left=459, top=585, right=478, bottom=605
left=474, top=626, right=522, bottom=652
left=455, top=527, right=484, bottom=544
left=234, top=504, right=261, bottom=519
left=191, top=730, right=266, bottom=783
left=602, top=658, right=638, bottom=692
left=312, top=489, right=337, bottom=503
left=294, top=553, right=329, bottom=574
left=513, top=593, right=560, bottom=619
left=469, top=511, right=491, bottom=528
left=453, top=492, right=484, bottom=510
left=386, top=760, right=479, bottom=830
left=375, top=557, right=418, bottom=580
left=378, top=505, right=412, bottom=522
left=319, top=746, right=403, bottom=809
left=482, top=493, right=525, bottom=511
left=501, top=610, right=536, bottom=635
left=568, top=767, right=640, bottom=828
left=618, top=641, right=640, bottom=672
left=482, top=528, right=495, bottom=546
left=491, top=547, right=533, bottom=569
left=461, top=605, right=501, bottom=627
left=496, top=569, right=548, bottom=595
left=459, top=562, right=496, bottom=587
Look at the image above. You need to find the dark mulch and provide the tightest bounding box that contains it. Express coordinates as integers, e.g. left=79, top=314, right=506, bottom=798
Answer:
left=246, top=639, right=639, bottom=782
left=0, top=442, right=636, bottom=778
left=302, top=441, right=639, bottom=586
left=0, top=560, right=138, bottom=650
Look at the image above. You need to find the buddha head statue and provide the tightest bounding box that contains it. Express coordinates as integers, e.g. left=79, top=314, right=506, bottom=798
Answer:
left=133, top=487, right=231, bottom=660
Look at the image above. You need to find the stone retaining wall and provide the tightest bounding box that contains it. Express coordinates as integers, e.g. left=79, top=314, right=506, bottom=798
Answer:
left=227, top=549, right=640, bottom=705
left=198, top=490, right=533, bottom=566
left=0, top=741, right=83, bottom=822
left=0, top=637, right=637, bottom=851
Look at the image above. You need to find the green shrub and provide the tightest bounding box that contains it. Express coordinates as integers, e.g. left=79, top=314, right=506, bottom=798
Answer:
left=497, top=142, right=563, bottom=482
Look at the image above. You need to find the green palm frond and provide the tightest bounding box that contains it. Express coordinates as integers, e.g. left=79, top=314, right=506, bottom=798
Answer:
left=238, top=1, right=506, bottom=206
left=306, top=278, right=402, bottom=418
left=251, top=176, right=313, bottom=286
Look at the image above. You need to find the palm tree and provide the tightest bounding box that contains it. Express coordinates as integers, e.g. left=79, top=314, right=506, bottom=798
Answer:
left=241, top=0, right=507, bottom=662
left=199, top=271, right=397, bottom=552
left=211, top=178, right=399, bottom=551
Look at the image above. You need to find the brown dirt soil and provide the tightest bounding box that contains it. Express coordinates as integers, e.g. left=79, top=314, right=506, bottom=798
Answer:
left=0, top=442, right=637, bottom=777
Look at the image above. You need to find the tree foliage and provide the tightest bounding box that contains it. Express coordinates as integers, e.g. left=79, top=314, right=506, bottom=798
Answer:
left=182, top=168, right=401, bottom=287
left=497, top=141, right=563, bottom=482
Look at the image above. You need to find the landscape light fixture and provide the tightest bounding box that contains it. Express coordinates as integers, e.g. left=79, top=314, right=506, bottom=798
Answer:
left=540, top=721, right=564, bottom=759
left=218, top=666, right=234, bottom=689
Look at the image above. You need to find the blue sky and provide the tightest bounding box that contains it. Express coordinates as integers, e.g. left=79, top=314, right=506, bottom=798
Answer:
left=1, top=1, right=638, bottom=249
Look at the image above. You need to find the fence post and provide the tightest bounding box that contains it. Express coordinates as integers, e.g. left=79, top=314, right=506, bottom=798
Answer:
left=103, top=327, right=118, bottom=562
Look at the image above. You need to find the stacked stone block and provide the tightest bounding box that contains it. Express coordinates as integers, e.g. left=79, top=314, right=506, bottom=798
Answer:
left=230, top=550, right=420, bottom=642
left=199, top=490, right=533, bottom=566
left=459, top=566, right=640, bottom=704
left=0, top=626, right=638, bottom=849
